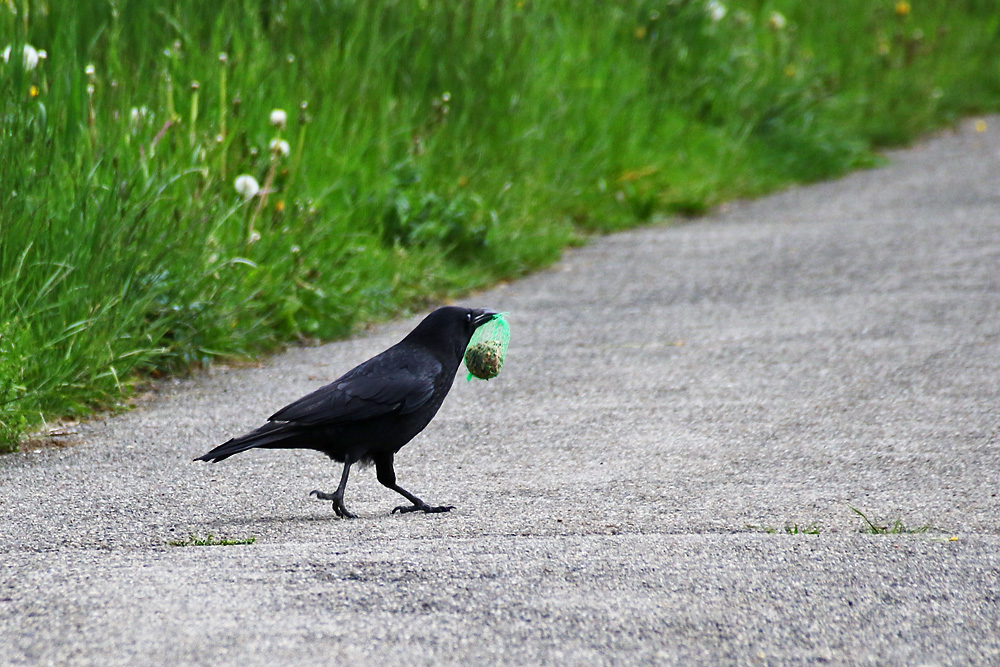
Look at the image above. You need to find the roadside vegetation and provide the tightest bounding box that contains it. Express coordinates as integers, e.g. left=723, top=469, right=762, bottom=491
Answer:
left=167, top=533, right=256, bottom=547
left=3, top=1, right=1000, bottom=451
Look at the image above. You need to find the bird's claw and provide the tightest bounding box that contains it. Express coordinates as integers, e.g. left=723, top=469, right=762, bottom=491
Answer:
left=391, top=503, right=455, bottom=515
left=310, top=489, right=357, bottom=519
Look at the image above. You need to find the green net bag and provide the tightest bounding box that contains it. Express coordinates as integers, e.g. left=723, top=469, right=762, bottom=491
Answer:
left=465, top=313, right=510, bottom=381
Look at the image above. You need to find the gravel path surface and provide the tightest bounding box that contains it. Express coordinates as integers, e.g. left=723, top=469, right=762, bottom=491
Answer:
left=2, top=118, right=999, bottom=665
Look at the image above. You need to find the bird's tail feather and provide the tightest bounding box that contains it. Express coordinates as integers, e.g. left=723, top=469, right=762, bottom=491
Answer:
left=194, top=421, right=300, bottom=462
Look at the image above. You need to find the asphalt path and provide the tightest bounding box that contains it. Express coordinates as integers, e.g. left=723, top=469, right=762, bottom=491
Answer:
left=2, top=118, right=999, bottom=665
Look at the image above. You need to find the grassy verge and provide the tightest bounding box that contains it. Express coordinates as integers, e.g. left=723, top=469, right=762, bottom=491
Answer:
left=3, top=1, right=1000, bottom=450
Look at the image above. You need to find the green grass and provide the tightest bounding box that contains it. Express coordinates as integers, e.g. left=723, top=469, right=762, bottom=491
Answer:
left=167, top=533, right=256, bottom=547
left=849, top=506, right=934, bottom=535
left=745, top=523, right=822, bottom=535
left=3, top=0, right=1000, bottom=450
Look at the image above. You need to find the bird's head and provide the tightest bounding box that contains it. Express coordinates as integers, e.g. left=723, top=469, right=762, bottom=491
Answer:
left=405, top=306, right=499, bottom=358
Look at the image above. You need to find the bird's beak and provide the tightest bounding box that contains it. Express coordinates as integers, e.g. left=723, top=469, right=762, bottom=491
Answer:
left=471, top=309, right=499, bottom=328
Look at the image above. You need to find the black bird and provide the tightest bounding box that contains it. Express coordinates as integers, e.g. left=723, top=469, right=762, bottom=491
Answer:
left=195, top=306, right=499, bottom=518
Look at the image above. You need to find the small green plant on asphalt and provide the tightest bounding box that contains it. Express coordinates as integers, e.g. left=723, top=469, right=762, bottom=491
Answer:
left=168, top=534, right=256, bottom=547
left=783, top=523, right=821, bottom=535
left=745, top=523, right=822, bottom=535
left=849, top=506, right=933, bottom=535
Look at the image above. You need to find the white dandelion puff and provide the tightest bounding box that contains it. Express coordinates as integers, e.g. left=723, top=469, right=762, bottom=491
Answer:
left=3, top=44, right=40, bottom=71
left=234, top=174, right=260, bottom=199
left=269, top=108, right=287, bottom=130
left=269, top=138, right=290, bottom=158
left=706, top=1, right=726, bottom=22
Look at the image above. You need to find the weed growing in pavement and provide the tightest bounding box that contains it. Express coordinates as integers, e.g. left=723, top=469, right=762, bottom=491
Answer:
left=168, top=534, right=257, bottom=547
left=849, top=506, right=934, bottom=535
left=745, top=523, right=822, bottom=535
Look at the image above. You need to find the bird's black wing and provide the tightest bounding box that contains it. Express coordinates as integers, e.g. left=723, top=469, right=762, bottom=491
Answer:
left=267, top=346, right=442, bottom=426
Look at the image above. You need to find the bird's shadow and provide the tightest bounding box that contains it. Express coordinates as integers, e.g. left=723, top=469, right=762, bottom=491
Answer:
left=208, top=509, right=406, bottom=529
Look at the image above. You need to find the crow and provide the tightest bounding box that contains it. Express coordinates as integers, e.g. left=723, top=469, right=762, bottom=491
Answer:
left=195, top=306, right=499, bottom=518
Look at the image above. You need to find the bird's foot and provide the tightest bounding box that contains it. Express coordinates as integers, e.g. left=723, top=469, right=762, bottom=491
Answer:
left=310, top=489, right=357, bottom=519
left=391, top=503, right=455, bottom=515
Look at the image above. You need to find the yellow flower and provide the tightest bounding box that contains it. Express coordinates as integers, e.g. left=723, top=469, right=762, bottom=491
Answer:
left=895, top=1, right=911, bottom=17
left=634, top=25, right=647, bottom=40
left=29, top=85, right=39, bottom=97
left=975, top=119, right=987, bottom=133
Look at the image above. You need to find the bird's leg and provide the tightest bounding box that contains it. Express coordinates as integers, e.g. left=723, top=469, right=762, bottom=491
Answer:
left=310, top=460, right=357, bottom=519
left=375, top=454, right=454, bottom=515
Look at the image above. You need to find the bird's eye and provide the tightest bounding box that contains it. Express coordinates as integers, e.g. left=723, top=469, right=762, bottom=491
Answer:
left=466, top=312, right=472, bottom=322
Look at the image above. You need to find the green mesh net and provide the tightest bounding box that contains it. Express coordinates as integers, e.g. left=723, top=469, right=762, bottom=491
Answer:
left=465, top=313, right=510, bottom=381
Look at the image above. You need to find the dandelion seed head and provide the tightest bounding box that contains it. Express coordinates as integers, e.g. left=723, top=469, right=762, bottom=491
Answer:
left=85, top=63, right=96, bottom=77
left=768, top=11, right=787, bottom=30
left=234, top=174, right=260, bottom=199
left=270, top=108, right=287, bottom=130
left=269, top=138, right=290, bottom=158
left=248, top=231, right=262, bottom=244
left=129, top=106, right=151, bottom=126
left=23, top=44, right=39, bottom=70
left=4, top=44, right=41, bottom=70
left=706, top=1, right=726, bottom=23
